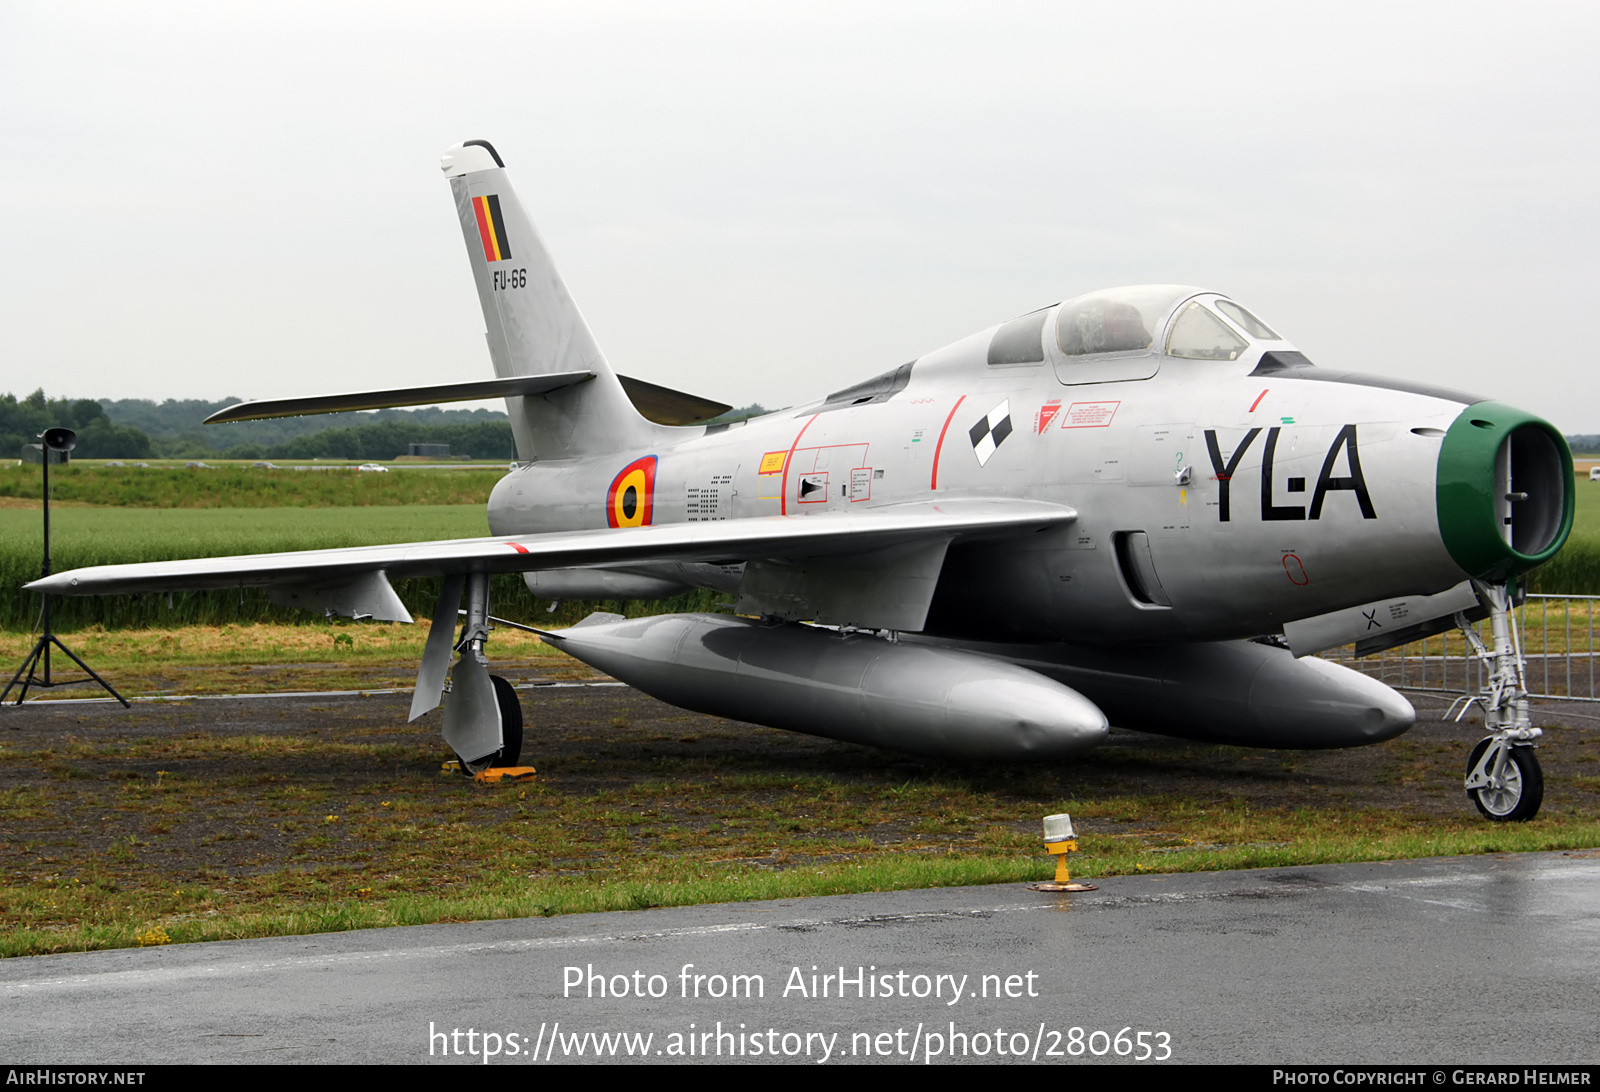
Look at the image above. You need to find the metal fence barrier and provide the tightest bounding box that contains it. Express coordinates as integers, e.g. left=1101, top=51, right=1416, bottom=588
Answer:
left=1327, top=593, right=1600, bottom=703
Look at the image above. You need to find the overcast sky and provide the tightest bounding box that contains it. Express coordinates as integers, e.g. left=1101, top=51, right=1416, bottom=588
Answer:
left=3, top=2, right=1598, bottom=430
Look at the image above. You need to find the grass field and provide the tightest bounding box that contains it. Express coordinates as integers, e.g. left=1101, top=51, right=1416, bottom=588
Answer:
left=0, top=506, right=496, bottom=629
left=0, top=464, right=503, bottom=508
left=1574, top=471, right=1600, bottom=538
left=2, top=646, right=1596, bottom=959
left=0, top=503, right=488, bottom=553
left=0, top=621, right=568, bottom=696
left=1527, top=479, right=1600, bottom=594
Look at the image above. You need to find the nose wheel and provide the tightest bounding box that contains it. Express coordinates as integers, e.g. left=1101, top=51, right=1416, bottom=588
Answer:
left=1465, top=737, right=1543, bottom=821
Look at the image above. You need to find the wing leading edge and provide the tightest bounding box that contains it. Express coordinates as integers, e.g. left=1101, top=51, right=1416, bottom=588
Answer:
left=25, top=499, right=1076, bottom=598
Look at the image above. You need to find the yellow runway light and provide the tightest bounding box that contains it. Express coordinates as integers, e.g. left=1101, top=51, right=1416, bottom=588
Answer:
left=1030, top=813, right=1097, bottom=892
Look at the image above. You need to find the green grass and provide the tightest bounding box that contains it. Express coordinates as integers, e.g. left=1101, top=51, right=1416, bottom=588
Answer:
left=0, top=504, right=724, bottom=631
left=2, top=618, right=1596, bottom=959
left=0, top=503, right=487, bottom=553
left=6, top=796, right=1597, bottom=959
left=0, top=621, right=583, bottom=695
left=0, top=506, right=489, bottom=629
left=1527, top=541, right=1600, bottom=595
left=1527, top=481, right=1600, bottom=594
left=1573, top=478, right=1600, bottom=539
left=0, top=464, right=502, bottom=508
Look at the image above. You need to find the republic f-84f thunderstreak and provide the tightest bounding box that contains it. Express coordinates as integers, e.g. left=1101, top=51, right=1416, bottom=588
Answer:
left=28, top=140, right=1573, bottom=821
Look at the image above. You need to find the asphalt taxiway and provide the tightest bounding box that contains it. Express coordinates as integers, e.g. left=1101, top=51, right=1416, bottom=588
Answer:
left=2, top=851, right=1597, bottom=1065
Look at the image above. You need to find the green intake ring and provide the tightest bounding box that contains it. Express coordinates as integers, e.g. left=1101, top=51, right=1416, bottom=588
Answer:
left=1436, top=401, right=1573, bottom=582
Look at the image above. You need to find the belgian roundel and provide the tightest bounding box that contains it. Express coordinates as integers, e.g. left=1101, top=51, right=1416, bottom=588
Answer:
left=606, top=456, right=657, bottom=528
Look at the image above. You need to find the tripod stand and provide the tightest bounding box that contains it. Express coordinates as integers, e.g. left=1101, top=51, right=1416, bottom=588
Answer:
left=2, top=429, right=129, bottom=707
left=3, top=593, right=129, bottom=707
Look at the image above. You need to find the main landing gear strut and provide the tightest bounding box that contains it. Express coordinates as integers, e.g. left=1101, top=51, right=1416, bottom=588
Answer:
left=1448, top=580, right=1543, bottom=821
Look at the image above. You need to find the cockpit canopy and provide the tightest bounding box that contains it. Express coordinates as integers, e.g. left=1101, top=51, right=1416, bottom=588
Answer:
left=985, top=285, right=1291, bottom=376
left=1055, top=285, right=1179, bottom=356
left=1055, top=285, right=1282, bottom=361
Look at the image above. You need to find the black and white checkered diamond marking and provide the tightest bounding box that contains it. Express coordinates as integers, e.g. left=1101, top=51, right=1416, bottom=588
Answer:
left=968, top=400, right=1013, bottom=467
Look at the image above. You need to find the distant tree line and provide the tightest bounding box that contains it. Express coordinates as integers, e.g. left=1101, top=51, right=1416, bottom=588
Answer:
left=4, top=390, right=774, bottom=461
left=0, top=391, right=512, bottom=461
left=1568, top=435, right=1600, bottom=456
left=98, top=396, right=514, bottom=459
left=1, top=390, right=155, bottom=459
left=227, top=420, right=516, bottom=461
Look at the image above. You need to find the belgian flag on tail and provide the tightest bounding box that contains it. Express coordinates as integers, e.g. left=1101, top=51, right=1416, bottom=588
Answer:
left=472, top=195, right=513, bottom=262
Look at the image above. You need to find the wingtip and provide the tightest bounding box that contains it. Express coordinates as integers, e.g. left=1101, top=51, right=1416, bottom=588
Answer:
left=23, top=574, right=70, bottom=594
left=203, top=402, right=251, bottom=424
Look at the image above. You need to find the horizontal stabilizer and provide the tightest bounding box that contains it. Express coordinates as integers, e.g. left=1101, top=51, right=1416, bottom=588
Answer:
left=205, top=372, right=729, bottom=427
left=616, top=375, right=731, bottom=426
left=203, top=373, right=594, bottom=423
left=28, top=499, right=1076, bottom=599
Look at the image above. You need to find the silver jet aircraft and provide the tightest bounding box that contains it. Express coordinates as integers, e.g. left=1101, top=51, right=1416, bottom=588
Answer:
left=27, top=139, right=1574, bottom=821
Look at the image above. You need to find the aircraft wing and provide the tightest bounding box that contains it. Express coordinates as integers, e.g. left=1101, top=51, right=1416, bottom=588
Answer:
left=24, top=498, right=1075, bottom=597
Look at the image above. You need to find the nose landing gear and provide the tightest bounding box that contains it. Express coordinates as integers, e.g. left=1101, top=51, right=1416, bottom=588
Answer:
left=1449, top=580, right=1543, bottom=822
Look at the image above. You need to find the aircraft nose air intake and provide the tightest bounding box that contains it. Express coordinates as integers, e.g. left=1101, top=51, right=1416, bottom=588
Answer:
left=1436, top=402, right=1574, bottom=582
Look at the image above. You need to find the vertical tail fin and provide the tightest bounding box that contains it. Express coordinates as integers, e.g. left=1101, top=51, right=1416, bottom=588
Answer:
left=441, top=140, right=658, bottom=460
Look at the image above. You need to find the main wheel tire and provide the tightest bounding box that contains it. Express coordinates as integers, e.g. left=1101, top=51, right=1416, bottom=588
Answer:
left=488, top=675, right=524, bottom=768
left=1466, top=740, right=1544, bottom=822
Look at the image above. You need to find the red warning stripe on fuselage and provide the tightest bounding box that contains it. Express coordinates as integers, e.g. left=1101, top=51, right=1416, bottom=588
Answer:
left=930, top=395, right=967, bottom=490
left=472, top=195, right=513, bottom=262
left=779, top=415, right=819, bottom=516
